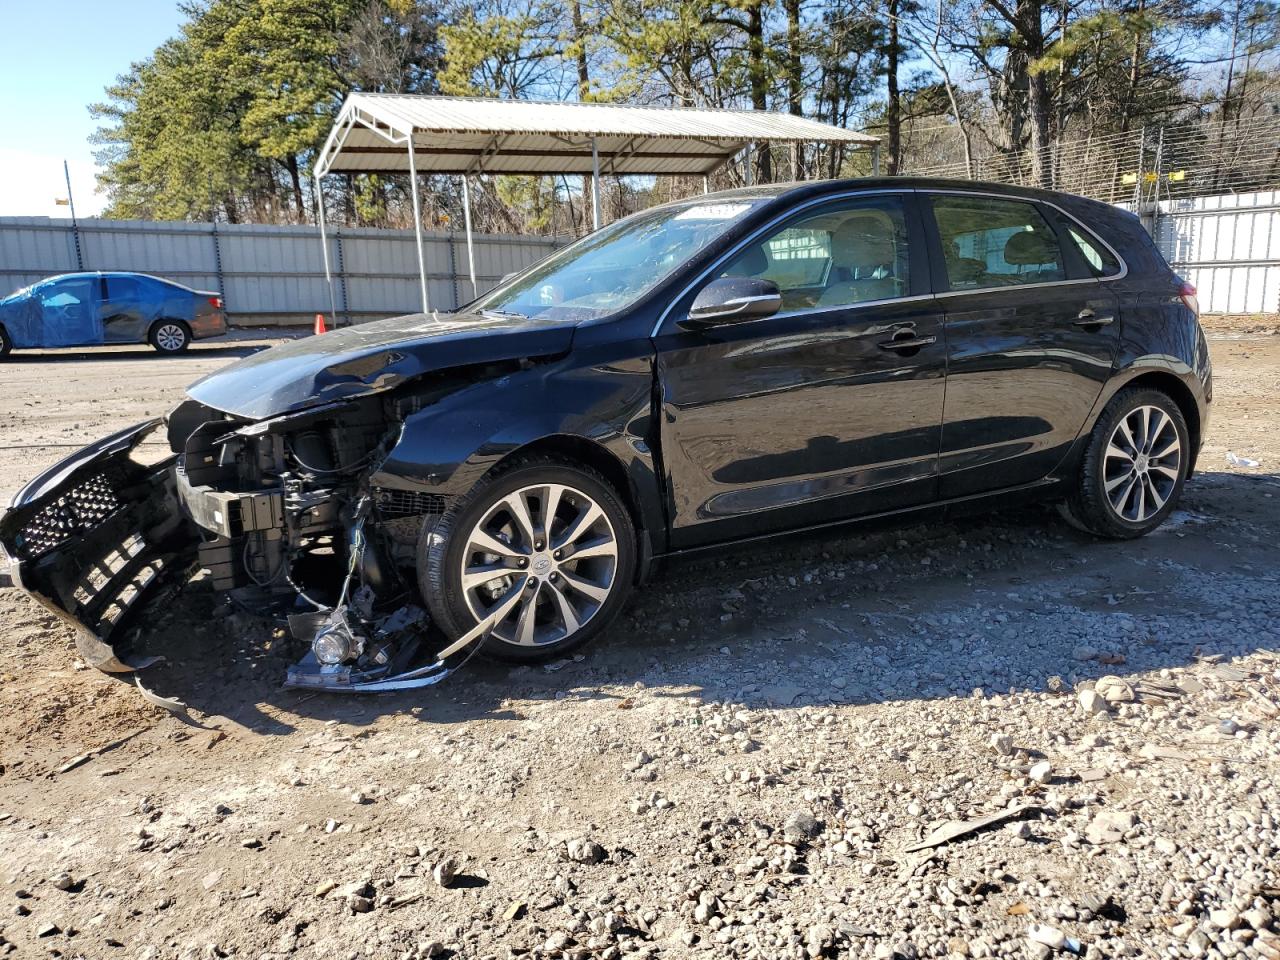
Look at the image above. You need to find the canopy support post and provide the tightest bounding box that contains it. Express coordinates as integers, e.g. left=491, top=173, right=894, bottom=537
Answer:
left=702, top=175, right=710, bottom=195
left=744, top=144, right=754, bottom=186
left=314, top=172, right=339, bottom=327
left=406, top=136, right=430, bottom=313
left=461, top=175, right=478, bottom=299
left=871, top=142, right=882, bottom=176
left=590, top=137, right=602, bottom=231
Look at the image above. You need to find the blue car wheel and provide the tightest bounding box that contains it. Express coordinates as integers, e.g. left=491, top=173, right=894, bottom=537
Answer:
left=149, top=320, right=190, bottom=354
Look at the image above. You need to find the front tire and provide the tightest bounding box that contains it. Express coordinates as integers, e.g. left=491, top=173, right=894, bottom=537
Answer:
left=149, top=320, right=190, bottom=354
left=1060, top=387, right=1189, bottom=539
left=0, top=325, right=11, bottom=358
left=418, top=457, right=637, bottom=662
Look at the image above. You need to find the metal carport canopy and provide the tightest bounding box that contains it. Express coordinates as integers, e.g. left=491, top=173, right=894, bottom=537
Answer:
left=313, top=94, right=881, bottom=316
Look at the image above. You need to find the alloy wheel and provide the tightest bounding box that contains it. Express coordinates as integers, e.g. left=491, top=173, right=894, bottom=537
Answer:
left=155, top=323, right=186, bottom=351
left=1103, top=404, right=1182, bottom=523
left=458, top=482, right=619, bottom=646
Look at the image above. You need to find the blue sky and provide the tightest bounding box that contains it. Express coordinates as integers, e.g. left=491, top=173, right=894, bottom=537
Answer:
left=0, top=0, right=184, bottom=217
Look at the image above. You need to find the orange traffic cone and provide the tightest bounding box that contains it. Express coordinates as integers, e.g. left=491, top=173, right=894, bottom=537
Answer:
left=314, top=313, right=327, bottom=335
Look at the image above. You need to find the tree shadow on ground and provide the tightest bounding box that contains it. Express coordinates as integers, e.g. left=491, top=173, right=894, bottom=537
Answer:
left=124, top=468, right=1280, bottom=737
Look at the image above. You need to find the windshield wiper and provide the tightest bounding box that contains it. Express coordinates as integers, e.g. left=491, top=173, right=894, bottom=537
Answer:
left=478, top=308, right=527, bottom=320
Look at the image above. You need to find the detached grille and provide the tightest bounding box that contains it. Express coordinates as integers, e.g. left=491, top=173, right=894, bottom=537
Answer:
left=15, top=471, right=124, bottom=560
left=373, top=487, right=447, bottom=519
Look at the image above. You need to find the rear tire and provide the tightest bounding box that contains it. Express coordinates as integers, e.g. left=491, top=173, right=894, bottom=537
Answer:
left=418, top=456, right=636, bottom=663
left=0, top=325, right=11, bottom=359
left=149, top=320, right=190, bottom=354
left=1061, top=387, right=1189, bottom=539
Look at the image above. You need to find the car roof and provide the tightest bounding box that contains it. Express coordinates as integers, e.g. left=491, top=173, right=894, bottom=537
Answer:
left=37, top=271, right=202, bottom=292
left=701, top=175, right=1115, bottom=207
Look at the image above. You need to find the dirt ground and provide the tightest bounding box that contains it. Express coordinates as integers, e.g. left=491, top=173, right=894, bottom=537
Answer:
left=0, top=318, right=1277, bottom=960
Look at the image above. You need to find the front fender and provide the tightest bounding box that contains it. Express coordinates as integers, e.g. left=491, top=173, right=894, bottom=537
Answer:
left=368, top=346, right=666, bottom=548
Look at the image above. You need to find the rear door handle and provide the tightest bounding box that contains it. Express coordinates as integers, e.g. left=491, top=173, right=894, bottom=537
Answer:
left=1074, top=309, right=1114, bottom=328
left=878, top=334, right=937, bottom=351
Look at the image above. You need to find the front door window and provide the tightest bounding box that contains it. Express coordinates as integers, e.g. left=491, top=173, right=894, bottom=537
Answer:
left=718, top=196, right=912, bottom=312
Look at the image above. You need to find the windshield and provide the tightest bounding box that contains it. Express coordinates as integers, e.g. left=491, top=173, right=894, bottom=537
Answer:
left=471, top=198, right=764, bottom=321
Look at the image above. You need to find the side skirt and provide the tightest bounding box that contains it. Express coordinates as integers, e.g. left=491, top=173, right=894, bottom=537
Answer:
left=652, top=477, right=1064, bottom=563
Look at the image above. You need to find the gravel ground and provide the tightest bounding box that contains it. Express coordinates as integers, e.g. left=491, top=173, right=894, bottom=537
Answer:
left=0, top=318, right=1277, bottom=960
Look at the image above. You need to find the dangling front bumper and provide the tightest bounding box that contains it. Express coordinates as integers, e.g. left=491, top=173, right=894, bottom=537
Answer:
left=0, top=420, right=201, bottom=671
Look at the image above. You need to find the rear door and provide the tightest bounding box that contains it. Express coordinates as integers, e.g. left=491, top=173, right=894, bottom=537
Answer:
left=99, top=275, right=152, bottom=343
left=924, top=192, right=1121, bottom=498
left=655, top=191, right=947, bottom=549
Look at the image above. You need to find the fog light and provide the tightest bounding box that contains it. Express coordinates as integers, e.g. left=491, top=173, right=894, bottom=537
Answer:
left=313, top=620, right=358, bottom=665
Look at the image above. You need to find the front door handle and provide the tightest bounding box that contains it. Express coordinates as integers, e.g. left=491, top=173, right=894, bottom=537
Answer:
left=1074, top=309, right=1115, bottom=328
left=878, top=334, right=937, bottom=352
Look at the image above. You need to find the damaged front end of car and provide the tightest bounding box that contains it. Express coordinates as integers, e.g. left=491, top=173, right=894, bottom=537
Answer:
left=2, top=310, right=584, bottom=688
left=0, top=419, right=200, bottom=672
left=0, top=390, right=505, bottom=691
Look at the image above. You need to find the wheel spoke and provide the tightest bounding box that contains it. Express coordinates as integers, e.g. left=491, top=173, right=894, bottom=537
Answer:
left=558, top=569, right=610, bottom=604
left=546, top=581, right=581, bottom=634
left=1144, top=410, right=1165, bottom=453
left=1105, top=470, right=1133, bottom=493
left=1134, top=475, right=1147, bottom=520
left=1111, top=475, right=1138, bottom=515
left=467, top=528, right=527, bottom=559
left=1150, top=434, right=1180, bottom=460
left=540, top=484, right=564, bottom=539
left=514, top=583, right=541, bottom=645
left=1151, top=463, right=1180, bottom=480
left=1105, top=443, right=1134, bottom=465
left=566, top=535, right=618, bottom=562
left=1138, top=407, right=1152, bottom=451
left=500, top=492, right=537, bottom=548
left=1144, top=474, right=1167, bottom=512
left=554, top=501, right=603, bottom=549
left=1116, top=418, right=1139, bottom=455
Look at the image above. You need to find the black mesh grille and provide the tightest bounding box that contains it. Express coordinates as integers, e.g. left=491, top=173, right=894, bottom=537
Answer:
left=373, top=487, right=447, bottom=519
left=16, top=471, right=124, bottom=560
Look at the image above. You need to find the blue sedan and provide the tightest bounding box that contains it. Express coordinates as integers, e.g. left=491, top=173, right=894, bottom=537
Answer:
left=0, top=272, right=227, bottom=357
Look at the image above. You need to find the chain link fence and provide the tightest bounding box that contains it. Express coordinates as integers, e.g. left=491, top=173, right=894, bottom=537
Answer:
left=901, top=114, right=1280, bottom=206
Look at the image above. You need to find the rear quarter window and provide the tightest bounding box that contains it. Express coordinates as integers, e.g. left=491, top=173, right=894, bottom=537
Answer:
left=1065, top=226, right=1122, bottom=278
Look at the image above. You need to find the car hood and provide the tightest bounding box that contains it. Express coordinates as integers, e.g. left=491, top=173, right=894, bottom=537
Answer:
left=186, top=311, right=575, bottom=419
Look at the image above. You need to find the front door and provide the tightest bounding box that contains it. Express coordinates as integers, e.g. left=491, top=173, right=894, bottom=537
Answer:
left=925, top=192, right=1122, bottom=498
left=38, top=277, right=102, bottom=346
left=655, top=192, right=946, bottom=550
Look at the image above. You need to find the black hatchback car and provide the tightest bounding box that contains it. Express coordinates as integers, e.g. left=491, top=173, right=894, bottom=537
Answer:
left=1, top=178, right=1211, bottom=689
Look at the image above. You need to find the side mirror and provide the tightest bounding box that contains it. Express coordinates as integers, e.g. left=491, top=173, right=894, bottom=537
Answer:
left=682, top=277, right=783, bottom=330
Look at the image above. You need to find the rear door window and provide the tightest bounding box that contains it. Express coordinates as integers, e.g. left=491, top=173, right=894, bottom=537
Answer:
left=931, top=195, right=1066, bottom=291
left=105, top=276, right=146, bottom=302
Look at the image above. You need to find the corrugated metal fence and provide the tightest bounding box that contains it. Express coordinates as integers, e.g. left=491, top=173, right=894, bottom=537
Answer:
left=1145, top=190, right=1279, bottom=315
left=0, top=217, right=562, bottom=325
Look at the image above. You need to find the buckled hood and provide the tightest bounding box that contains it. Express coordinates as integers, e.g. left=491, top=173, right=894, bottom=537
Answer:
left=186, top=311, right=575, bottom=419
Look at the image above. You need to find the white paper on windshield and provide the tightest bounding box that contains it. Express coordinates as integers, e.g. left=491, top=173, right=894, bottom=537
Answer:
left=673, top=203, right=753, bottom=221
